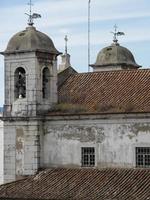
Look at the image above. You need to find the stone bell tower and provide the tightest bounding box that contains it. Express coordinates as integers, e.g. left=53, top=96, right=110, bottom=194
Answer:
left=3, top=25, right=60, bottom=117
left=1, top=11, right=60, bottom=183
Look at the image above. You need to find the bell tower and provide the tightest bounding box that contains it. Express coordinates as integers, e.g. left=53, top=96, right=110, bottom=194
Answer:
left=2, top=25, right=60, bottom=117
left=1, top=5, right=60, bottom=183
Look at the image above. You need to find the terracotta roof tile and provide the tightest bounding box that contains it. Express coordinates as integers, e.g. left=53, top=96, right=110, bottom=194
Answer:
left=58, top=66, right=77, bottom=88
left=58, top=69, right=150, bottom=113
left=0, top=168, right=150, bottom=199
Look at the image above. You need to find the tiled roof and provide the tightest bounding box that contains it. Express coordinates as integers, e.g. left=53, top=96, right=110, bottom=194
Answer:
left=58, top=69, right=150, bottom=113
left=0, top=168, right=150, bottom=200
left=58, top=66, right=77, bottom=88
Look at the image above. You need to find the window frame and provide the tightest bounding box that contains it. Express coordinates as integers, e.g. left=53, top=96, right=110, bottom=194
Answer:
left=81, top=147, right=95, bottom=167
left=136, top=147, right=150, bottom=168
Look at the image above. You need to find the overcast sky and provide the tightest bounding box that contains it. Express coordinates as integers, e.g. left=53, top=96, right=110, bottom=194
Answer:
left=0, top=0, right=150, bottom=106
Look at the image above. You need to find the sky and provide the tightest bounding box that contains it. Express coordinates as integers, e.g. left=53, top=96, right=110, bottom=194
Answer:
left=0, top=0, right=150, bottom=106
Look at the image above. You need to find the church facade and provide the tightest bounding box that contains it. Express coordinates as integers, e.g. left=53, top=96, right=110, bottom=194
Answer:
left=0, top=21, right=150, bottom=185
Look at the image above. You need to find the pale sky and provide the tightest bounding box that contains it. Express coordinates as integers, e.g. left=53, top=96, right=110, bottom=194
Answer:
left=0, top=0, right=150, bottom=106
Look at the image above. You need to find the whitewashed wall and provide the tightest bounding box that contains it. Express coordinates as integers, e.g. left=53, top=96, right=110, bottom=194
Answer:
left=3, top=120, right=41, bottom=183
left=42, top=114, right=150, bottom=168
left=3, top=113, right=150, bottom=183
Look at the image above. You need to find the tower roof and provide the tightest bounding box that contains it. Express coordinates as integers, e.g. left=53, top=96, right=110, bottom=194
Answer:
left=5, top=26, right=60, bottom=54
left=91, top=43, right=140, bottom=69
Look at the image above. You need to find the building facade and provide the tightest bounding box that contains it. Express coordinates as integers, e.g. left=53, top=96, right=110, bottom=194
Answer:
left=0, top=22, right=150, bottom=184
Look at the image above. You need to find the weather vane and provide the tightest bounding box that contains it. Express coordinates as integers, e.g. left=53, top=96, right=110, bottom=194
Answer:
left=25, top=0, right=41, bottom=26
left=64, top=35, right=68, bottom=54
left=111, top=24, right=125, bottom=44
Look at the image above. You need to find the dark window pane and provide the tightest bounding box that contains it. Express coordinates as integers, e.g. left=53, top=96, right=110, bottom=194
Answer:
left=81, top=147, right=95, bottom=167
left=136, top=147, right=150, bottom=168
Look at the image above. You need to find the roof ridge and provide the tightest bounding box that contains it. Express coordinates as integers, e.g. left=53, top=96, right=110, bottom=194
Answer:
left=70, top=68, right=150, bottom=77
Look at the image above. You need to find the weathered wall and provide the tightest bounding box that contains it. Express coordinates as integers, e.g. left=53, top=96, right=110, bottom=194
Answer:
left=42, top=114, right=150, bottom=168
left=0, top=118, right=3, bottom=184
left=93, top=65, right=122, bottom=72
left=3, top=119, right=41, bottom=183
left=3, top=113, right=150, bottom=183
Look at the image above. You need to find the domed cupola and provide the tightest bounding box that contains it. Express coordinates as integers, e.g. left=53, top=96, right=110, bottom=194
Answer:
left=91, top=27, right=141, bottom=72
left=5, top=26, right=59, bottom=54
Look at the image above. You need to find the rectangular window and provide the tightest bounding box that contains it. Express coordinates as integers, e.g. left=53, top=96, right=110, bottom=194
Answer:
left=136, top=147, right=150, bottom=168
left=81, top=147, right=95, bottom=167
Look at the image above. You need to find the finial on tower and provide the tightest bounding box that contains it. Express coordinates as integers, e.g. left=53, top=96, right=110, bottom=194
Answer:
left=58, top=35, right=71, bottom=72
left=111, top=24, right=125, bottom=44
left=25, top=0, right=41, bottom=26
left=64, top=35, right=68, bottom=54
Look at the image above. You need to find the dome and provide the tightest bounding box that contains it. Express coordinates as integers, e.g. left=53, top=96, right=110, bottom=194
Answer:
left=92, top=43, right=140, bottom=69
left=5, top=26, right=60, bottom=54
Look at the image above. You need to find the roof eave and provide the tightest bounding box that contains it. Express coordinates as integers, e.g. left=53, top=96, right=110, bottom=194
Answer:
left=90, top=63, right=141, bottom=68
left=0, top=49, right=62, bottom=56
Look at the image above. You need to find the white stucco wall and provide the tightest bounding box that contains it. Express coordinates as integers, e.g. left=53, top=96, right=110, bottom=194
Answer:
left=0, top=117, right=3, bottom=184
left=3, top=113, right=150, bottom=183
left=42, top=114, right=150, bottom=169
left=3, top=120, right=41, bottom=183
left=93, top=65, right=122, bottom=72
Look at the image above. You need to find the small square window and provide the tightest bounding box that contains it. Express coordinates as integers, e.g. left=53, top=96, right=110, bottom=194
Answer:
left=81, top=147, right=95, bottom=167
left=136, top=147, right=150, bottom=168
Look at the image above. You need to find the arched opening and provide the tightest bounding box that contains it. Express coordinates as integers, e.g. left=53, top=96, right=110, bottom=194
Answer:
left=42, top=67, right=50, bottom=99
left=14, top=67, right=26, bottom=99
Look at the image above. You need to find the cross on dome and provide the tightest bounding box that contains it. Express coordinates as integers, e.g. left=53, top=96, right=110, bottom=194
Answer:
left=111, top=24, right=125, bottom=44
left=25, top=0, right=41, bottom=26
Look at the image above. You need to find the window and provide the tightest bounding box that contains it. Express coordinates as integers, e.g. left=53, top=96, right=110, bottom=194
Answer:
left=14, top=67, right=26, bottom=99
left=81, top=147, right=95, bottom=167
left=136, top=147, right=150, bottom=168
left=42, top=67, right=50, bottom=99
